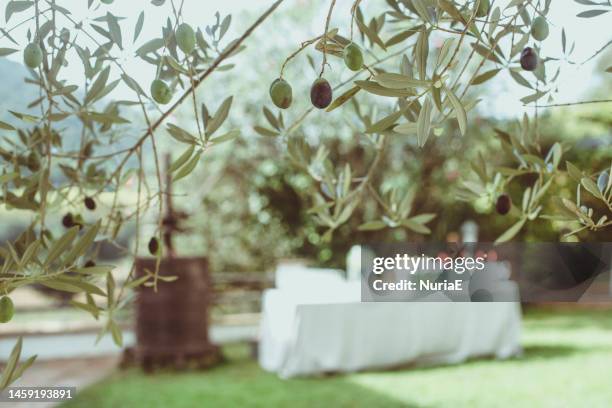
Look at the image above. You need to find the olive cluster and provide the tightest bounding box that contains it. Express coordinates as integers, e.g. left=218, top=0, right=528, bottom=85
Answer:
left=59, top=197, right=97, bottom=230
left=269, top=42, right=364, bottom=110
left=22, top=15, right=195, bottom=106
left=150, top=23, right=196, bottom=105
left=21, top=0, right=116, bottom=69
left=519, top=16, right=549, bottom=72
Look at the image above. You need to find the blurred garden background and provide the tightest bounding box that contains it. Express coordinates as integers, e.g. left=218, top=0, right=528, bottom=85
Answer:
left=0, top=0, right=611, bottom=407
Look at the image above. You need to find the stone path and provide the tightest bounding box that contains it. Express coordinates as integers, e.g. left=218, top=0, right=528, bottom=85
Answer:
left=1, top=324, right=258, bottom=360
left=5, top=355, right=120, bottom=408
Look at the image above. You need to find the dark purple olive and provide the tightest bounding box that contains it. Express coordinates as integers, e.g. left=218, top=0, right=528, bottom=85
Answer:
left=310, top=78, right=332, bottom=109
left=520, top=47, right=538, bottom=71
left=148, top=237, right=159, bottom=255
left=496, top=194, right=512, bottom=215
left=62, top=213, right=75, bottom=228
left=84, top=260, right=96, bottom=268
left=84, top=196, right=96, bottom=211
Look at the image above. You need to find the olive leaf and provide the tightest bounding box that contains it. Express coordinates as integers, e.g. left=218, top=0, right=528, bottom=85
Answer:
left=566, top=161, right=583, bottom=182
left=326, top=86, right=361, bottom=112
left=44, top=227, right=80, bottom=267
left=355, top=80, right=415, bottom=97
left=0, top=337, right=36, bottom=390
left=75, top=265, right=114, bottom=275
left=173, top=150, right=203, bottom=182
left=577, top=9, right=609, bottom=18
left=169, top=145, right=196, bottom=173
left=355, top=14, right=386, bottom=50
left=263, top=107, right=280, bottom=130
left=358, top=220, right=387, bottom=231
left=394, top=121, right=418, bottom=135
left=581, top=177, right=603, bottom=199
left=109, top=320, right=123, bottom=347
left=436, top=38, right=455, bottom=69
left=417, top=97, right=432, bottom=147
left=5, top=1, right=33, bottom=23
left=135, top=38, right=164, bottom=56
left=385, top=28, right=420, bottom=47
left=134, top=11, right=144, bottom=43
left=402, top=219, right=431, bottom=234
left=438, top=0, right=466, bottom=25
left=408, top=213, right=436, bottom=224
left=366, top=107, right=406, bottom=134
left=415, top=28, right=429, bottom=80
left=0, top=120, right=15, bottom=130
left=521, top=91, right=547, bottom=104
left=40, top=279, right=105, bottom=296
left=254, top=126, right=279, bottom=137
left=495, top=218, right=527, bottom=244
left=64, top=221, right=101, bottom=266
left=167, top=124, right=198, bottom=145
left=443, top=85, right=467, bottom=136
left=205, top=96, right=233, bottom=137
left=106, top=12, right=123, bottom=49
left=84, top=66, right=110, bottom=105
left=471, top=43, right=502, bottom=64
left=210, top=129, right=239, bottom=145
left=0, top=47, right=17, bottom=56
left=373, top=73, right=431, bottom=89
left=472, top=69, right=501, bottom=85
left=411, top=0, right=432, bottom=24
left=70, top=300, right=100, bottom=319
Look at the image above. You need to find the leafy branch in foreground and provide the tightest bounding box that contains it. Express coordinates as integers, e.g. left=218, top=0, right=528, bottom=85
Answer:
left=0, top=0, right=284, bottom=383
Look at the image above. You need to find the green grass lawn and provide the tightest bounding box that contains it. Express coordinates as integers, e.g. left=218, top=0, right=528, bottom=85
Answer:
left=62, top=308, right=612, bottom=408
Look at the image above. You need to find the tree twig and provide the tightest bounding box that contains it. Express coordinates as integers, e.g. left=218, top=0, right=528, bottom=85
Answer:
left=320, top=0, right=337, bottom=77
left=529, top=99, right=612, bottom=108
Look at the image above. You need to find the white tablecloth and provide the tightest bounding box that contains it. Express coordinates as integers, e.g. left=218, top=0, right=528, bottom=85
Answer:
left=259, top=285, right=522, bottom=378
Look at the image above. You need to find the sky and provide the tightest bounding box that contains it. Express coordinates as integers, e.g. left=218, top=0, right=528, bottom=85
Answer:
left=1, top=0, right=610, bottom=119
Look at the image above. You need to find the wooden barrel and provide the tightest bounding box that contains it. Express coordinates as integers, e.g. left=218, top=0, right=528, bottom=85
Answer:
left=130, top=257, right=221, bottom=371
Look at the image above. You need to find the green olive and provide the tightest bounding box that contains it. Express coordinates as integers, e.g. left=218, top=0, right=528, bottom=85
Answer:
left=100, top=0, right=114, bottom=3
left=269, top=78, right=280, bottom=94
left=0, top=296, right=14, bottom=323
left=23, top=43, right=43, bottom=69
left=269, top=78, right=292, bottom=109
left=150, top=79, right=172, bottom=104
left=343, top=42, right=363, bottom=71
left=531, top=16, right=549, bottom=41
left=176, top=23, right=196, bottom=54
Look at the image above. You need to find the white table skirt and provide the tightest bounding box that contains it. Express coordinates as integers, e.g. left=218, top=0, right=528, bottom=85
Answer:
left=259, top=288, right=522, bottom=378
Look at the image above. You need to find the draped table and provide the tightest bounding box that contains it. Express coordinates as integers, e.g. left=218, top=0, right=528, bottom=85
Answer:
left=259, top=278, right=522, bottom=378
